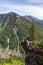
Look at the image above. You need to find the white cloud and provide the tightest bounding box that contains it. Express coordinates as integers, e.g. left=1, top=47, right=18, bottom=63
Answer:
left=0, top=4, right=43, bottom=19
left=26, top=0, right=43, bottom=3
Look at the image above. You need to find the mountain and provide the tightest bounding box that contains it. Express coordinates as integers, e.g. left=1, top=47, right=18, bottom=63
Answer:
left=25, top=15, right=43, bottom=39
left=0, top=12, right=43, bottom=49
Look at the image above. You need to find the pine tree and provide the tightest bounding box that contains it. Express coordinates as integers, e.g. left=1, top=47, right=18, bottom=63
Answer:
left=30, top=22, right=37, bottom=42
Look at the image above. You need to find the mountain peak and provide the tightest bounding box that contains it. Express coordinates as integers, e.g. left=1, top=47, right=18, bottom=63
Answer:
left=7, top=12, right=17, bottom=15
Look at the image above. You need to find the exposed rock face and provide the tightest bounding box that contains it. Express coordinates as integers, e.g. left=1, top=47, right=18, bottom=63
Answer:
left=21, top=38, right=43, bottom=65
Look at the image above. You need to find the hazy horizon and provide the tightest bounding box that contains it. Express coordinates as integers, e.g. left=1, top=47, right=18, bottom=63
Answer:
left=0, top=0, right=43, bottom=19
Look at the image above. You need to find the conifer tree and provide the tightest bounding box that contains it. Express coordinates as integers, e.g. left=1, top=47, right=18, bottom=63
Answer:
left=30, top=22, right=37, bottom=42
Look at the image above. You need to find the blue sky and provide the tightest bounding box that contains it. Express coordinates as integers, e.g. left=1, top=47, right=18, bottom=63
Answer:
left=0, top=0, right=43, bottom=19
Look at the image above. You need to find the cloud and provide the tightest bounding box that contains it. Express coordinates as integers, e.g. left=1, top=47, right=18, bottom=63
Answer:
left=0, top=4, right=43, bottom=19
left=26, top=0, right=43, bottom=3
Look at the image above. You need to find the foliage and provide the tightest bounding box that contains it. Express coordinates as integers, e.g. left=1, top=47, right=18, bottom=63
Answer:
left=0, top=56, right=25, bottom=65
left=38, top=40, right=43, bottom=49
left=30, top=23, right=37, bottom=41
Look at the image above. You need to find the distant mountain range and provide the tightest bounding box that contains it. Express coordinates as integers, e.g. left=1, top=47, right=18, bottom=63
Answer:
left=0, top=12, right=43, bottom=49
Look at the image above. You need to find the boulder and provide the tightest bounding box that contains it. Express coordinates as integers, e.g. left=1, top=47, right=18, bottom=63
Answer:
left=21, top=39, right=43, bottom=65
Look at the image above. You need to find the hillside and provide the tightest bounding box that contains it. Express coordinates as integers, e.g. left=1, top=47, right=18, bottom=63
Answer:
left=0, top=12, right=43, bottom=49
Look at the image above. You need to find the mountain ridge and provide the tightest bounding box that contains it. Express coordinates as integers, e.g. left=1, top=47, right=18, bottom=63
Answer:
left=0, top=12, right=43, bottom=49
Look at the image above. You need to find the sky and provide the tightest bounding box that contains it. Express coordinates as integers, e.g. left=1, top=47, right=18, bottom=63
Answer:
left=0, top=0, right=43, bottom=19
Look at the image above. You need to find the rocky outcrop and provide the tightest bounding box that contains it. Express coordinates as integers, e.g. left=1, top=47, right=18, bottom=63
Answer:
left=21, top=38, right=43, bottom=65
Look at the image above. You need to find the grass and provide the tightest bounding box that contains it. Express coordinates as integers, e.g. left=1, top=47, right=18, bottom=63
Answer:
left=0, top=56, right=25, bottom=65
left=3, top=60, right=24, bottom=65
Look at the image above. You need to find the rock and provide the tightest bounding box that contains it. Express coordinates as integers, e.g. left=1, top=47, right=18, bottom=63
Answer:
left=21, top=39, right=43, bottom=65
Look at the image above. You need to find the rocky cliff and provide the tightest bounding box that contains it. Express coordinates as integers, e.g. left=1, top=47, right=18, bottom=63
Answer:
left=21, top=38, right=43, bottom=65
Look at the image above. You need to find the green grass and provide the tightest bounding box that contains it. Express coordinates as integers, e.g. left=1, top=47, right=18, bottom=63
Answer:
left=2, top=60, right=24, bottom=65
left=0, top=56, right=25, bottom=65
